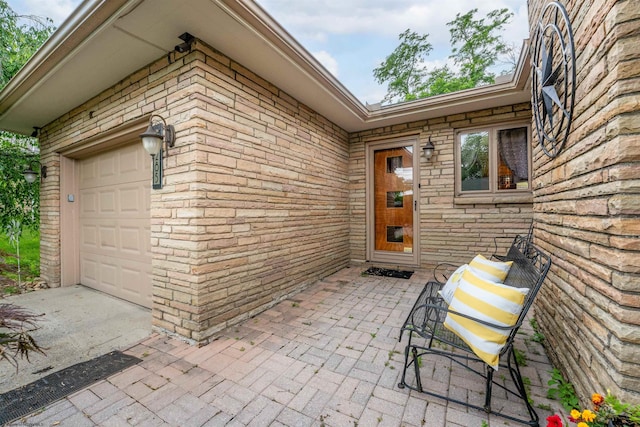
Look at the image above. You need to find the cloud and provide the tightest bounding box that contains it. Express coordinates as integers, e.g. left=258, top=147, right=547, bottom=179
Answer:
left=257, top=0, right=530, bottom=102
left=258, top=0, right=529, bottom=47
left=422, top=57, right=459, bottom=73
left=312, top=51, right=339, bottom=77
left=15, top=0, right=79, bottom=25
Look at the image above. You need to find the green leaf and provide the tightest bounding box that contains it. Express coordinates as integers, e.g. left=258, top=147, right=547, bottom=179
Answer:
left=0, top=1, right=55, bottom=233
left=372, top=8, right=517, bottom=103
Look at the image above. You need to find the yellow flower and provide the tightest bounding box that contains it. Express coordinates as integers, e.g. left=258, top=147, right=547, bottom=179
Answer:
left=592, top=393, right=604, bottom=405
left=577, top=423, right=589, bottom=427
left=582, top=409, right=596, bottom=422
left=570, top=409, right=581, bottom=419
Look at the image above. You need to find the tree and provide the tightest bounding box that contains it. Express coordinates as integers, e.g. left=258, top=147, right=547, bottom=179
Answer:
left=374, top=8, right=515, bottom=103
left=0, top=1, right=53, bottom=370
left=446, top=8, right=513, bottom=88
left=421, top=65, right=471, bottom=97
left=0, top=1, right=55, bottom=232
left=372, top=29, right=432, bottom=104
left=0, top=135, right=41, bottom=232
left=1, top=0, right=55, bottom=89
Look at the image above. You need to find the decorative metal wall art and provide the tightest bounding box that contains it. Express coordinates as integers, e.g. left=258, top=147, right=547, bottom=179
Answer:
left=532, top=1, right=576, bottom=158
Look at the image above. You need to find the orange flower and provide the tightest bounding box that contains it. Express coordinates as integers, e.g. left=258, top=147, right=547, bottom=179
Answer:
left=582, top=409, right=596, bottom=422
left=592, top=393, right=604, bottom=406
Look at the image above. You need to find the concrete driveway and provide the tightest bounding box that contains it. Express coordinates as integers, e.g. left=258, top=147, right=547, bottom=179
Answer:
left=0, top=285, right=152, bottom=394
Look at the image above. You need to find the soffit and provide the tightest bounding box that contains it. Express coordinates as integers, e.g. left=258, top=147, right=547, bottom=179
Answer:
left=0, top=0, right=531, bottom=135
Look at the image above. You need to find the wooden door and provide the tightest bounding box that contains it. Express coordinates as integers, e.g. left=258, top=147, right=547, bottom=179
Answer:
left=372, top=145, right=416, bottom=259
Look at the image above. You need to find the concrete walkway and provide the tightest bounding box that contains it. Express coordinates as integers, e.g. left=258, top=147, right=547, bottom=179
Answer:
left=1, top=285, right=151, bottom=394
left=7, top=267, right=564, bottom=426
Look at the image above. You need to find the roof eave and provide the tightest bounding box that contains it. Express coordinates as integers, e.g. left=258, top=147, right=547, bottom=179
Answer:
left=0, top=0, right=132, bottom=134
left=0, top=0, right=531, bottom=136
left=358, top=39, right=532, bottom=131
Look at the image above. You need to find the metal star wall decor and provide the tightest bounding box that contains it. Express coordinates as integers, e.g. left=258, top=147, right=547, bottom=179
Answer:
left=532, top=1, right=576, bottom=158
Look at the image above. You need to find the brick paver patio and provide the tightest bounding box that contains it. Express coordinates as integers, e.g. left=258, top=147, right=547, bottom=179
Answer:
left=9, top=266, right=564, bottom=426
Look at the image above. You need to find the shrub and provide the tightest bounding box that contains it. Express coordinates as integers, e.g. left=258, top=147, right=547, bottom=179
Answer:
left=0, top=303, right=45, bottom=370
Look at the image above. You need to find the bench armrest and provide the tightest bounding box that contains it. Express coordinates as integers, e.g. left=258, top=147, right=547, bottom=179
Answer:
left=433, top=263, right=460, bottom=285
left=407, top=301, right=521, bottom=341
left=491, top=236, right=511, bottom=261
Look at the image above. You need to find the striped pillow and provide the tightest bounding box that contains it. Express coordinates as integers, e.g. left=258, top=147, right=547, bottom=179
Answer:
left=443, top=268, right=529, bottom=369
left=439, top=264, right=467, bottom=304
left=469, top=254, right=512, bottom=283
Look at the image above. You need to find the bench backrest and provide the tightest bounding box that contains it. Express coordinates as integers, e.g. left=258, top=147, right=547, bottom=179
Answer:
left=501, top=234, right=552, bottom=352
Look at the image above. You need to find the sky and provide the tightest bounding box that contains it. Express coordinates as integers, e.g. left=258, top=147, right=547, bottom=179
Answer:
left=8, top=0, right=530, bottom=105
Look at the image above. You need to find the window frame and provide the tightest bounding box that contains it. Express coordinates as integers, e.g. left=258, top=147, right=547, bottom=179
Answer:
left=455, top=122, right=533, bottom=201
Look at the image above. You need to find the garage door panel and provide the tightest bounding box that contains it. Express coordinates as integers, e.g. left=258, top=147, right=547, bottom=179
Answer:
left=119, top=186, right=149, bottom=216
left=80, top=158, right=98, bottom=182
left=119, top=144, right=146, bottom=174
left=120, top=187, right=142, bottom=213
left=81, top=185, right=148, bottom=218
left=81, top=258, right=98, bottom=284
left=100, top=262, right=118, bottom=288
left=81, top=224, right=98, bottom=248
left=80, top=191, right=98, bottom=215
left=99, top=226, right=118, bottom=251
left=80, top=222, right=150, bottom=262
left=99, top=154, right=117, bottom=179
left=80, top=146, right=150, bottom=188
left=79, top=142, right=152, bottom=308
left=120, top=226, right=143, bottom=254
left=143, top=227, right=151, bottom=256
left=100, top=190, right=117, bottom=214
left=121, top=263, right=152, bottom=296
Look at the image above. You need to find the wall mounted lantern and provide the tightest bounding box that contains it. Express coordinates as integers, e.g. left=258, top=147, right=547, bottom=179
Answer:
left=0, top=151, right=44, bottom=183
left=140, top=114, right=175, bottom=189
left=23, top=163, right=47, bottom=183
left=422, top=138, right=435, bottom=161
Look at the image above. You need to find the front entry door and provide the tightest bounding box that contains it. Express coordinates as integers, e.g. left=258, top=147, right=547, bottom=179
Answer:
left=367, top=138, right=419, bottom=265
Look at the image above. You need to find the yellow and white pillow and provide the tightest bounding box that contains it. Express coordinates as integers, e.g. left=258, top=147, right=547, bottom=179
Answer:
left=439, top=264, right=467, bottom=304
left=469, top=254, right=512, bottom=283
left=443, top=268, right=528, bottom=369
left=439, top=255, right=512, bottom=306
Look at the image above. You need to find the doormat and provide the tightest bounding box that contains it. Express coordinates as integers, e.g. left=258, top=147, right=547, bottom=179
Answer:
left=0, top=350, right=141, bottom=425
left=363, top=267, right=414, bottom=279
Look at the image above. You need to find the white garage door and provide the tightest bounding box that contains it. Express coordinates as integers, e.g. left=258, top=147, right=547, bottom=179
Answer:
left=79, top=143, right=152, bottom=308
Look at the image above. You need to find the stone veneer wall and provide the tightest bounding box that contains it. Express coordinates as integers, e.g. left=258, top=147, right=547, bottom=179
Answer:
left=349, top=103, right=534, bottom=268
left=39, top=40, right=350, bottom=344
left=528, top=0, right=640, bottom=402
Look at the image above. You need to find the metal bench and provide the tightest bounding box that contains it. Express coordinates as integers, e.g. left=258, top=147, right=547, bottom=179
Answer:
left=492, top=221, right=534, bottom=261
left=398, top=234, right=551, bottom=427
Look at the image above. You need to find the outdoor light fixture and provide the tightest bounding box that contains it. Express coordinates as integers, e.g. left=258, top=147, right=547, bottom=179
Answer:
left=23, top=163, right=46, bottom=183
left=140, top=115, right=175, bottom=156
left=0, top=152, right=44, bottom=183
left=140, top=114, right=175, bottom=189
left=174, top=32, right=195, bottom=53
left=422, top=138, right=435, bottom=161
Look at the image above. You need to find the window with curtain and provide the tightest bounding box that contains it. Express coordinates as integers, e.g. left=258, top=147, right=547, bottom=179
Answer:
left=457, top=124, right=531, bottom=195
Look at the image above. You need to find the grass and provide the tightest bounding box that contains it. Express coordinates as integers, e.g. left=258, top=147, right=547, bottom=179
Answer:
left=0, top=228, right=40, bottom=283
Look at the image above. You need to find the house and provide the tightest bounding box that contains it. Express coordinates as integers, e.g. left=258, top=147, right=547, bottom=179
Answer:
left=0, top=0, right=637, bottom=404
